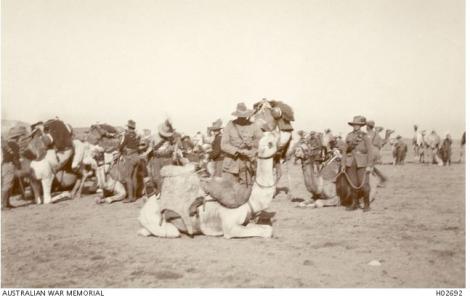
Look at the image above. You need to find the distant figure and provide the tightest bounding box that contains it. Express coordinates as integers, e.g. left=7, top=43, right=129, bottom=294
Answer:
left=392, top=136, right=407, bottom=165
left=208, top=119, right=224, bottom=178
left=412, top=125, right=425, bottom=163
left=439, top=133, right=452, bottom=166
left=293, top=130, right=306, bottom=165
left=366, top=120, right=387, bottom=187
left=193, top=131, right=204, bottom=147
left=118, top=120, right=141, bottom=203
left=459, top=131, right=465, bottom=163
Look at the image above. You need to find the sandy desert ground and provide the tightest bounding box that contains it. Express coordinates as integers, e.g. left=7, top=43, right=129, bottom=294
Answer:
left=1, top=143, right=465, bottom=288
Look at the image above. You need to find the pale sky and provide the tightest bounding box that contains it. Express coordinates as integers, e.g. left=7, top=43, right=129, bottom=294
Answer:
left=1, top=0, right=465, bottom=138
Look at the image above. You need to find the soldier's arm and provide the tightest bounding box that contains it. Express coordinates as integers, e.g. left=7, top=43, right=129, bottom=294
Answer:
left=221, top=122, right=240, bottom=156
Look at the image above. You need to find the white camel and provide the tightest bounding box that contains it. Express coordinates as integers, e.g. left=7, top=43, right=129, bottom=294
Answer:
left=137, top=130, right=280, bottom=239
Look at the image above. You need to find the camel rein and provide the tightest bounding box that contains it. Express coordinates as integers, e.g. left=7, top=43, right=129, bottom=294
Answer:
left=334, top=169, right=368, bottom=190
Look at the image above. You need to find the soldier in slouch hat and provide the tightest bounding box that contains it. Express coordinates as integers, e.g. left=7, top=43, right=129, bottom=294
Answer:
left=341, top=116, right=373, bottom=212
left=221, top=102, right=263, bottom=186
left=208, top=118, right=224, bottom=178
left=119, top=120, right=141, bottom=203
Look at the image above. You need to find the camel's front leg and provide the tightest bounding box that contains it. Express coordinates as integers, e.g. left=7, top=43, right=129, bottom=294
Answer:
left=30, top=178, right=42, bottom=204
left=223, top=223, right=273, bottom=239
left=41, top=176, right=53, bottom=204
left=75, top=172, right=91, bottom=199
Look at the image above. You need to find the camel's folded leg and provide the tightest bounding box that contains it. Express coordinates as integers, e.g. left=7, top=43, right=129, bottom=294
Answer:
left=70, top=179, right=80, bottom=198
left=223, top=223, right=273, bottom=239
left=138, top=194, right=180, bottom=238
left=137, top=228, right=152, bottom=237
left=104, top=181, right=126, bottom=204
left=42, top=177, right=54, bottom=204
left=51, top=191, right=72, bottom=203
left=314, top=197, right=340, bottom=208
left=75, top=173, right=90, bottom=199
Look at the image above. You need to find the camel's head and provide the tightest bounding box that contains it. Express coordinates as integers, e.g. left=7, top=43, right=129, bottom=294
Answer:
left=257, top=131, right=280, bottom=159
left=252, top=100, right=277, bottom=132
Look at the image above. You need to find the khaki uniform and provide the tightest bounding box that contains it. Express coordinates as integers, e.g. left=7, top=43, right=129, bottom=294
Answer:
left=341, top=130, right=373, bottom=209
left=119, top=130, right=141, bottom=201
left=342, top=130, right=373, bottom=169
left=221, top=119, right=263, bottom=185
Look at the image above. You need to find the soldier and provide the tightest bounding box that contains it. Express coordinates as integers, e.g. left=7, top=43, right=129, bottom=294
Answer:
left=147, top=120, right=188, bottom=194
left=119, top=120, right=141, bottom=203
left=341, top=116, right=373, bottom=212
left=208, top=119, right=224, bottom=178
left=1, top=126, right=27, bottom=209
left=221, top=102, right=263, bottom=186
left=366, top=120, right=388, bottom=187
left=154, top=120, right=187, bottom=167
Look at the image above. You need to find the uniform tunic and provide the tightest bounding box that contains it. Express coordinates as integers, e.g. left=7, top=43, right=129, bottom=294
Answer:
left=221, top=119, right=263, bottom=184
left=342, top=130, right=373, bottom=191
left=119, top=130, right=141, bottom=182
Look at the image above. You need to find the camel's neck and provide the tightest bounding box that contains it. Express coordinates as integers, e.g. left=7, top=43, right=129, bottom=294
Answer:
left=255, top=157, right=275, bottom=187
left=303, top=161, right=322, bottom=194
left=249, top=157, right=275, bottom=213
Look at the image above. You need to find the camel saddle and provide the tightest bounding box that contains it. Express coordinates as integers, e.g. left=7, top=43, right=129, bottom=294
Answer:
left=200, top=177, right=252, bottom=209
left=158, top=164, right=202, bottom=236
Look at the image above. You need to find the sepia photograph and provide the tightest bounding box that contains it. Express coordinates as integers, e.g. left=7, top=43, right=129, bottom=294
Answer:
left=1, top=0, right=466, bottom=293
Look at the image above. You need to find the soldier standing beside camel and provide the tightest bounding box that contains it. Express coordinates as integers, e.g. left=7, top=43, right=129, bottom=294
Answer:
left=119, top=120, right=141, bottom=203
left=342, top=116, right=373, bottom=212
